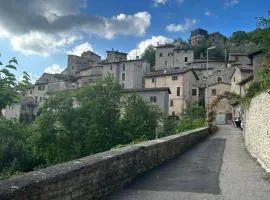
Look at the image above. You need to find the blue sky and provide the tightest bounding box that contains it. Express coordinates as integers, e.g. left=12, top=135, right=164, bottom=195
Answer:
left=0, top=0, right=269, bottom=82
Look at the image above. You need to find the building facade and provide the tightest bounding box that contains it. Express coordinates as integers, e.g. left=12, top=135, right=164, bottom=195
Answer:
left=144, top=68, right=199, bottom=116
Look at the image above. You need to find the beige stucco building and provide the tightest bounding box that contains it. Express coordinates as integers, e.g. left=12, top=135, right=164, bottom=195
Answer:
left=230, top=66, right=253, bottom=94
left=144, top=68, right=199, bottom=116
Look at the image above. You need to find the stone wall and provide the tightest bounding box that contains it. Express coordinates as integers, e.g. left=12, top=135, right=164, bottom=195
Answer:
left=245, top=92, right=270, bottom=172
left=0, top=127, right=210, bottom=200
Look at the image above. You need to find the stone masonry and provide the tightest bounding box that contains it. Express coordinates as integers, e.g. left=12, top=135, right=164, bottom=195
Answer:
left=0, top=127, right=210, bottom=200
left=245, top=92, right=270, bottom=172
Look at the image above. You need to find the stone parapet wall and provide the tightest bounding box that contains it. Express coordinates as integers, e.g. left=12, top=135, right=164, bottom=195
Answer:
left=0, top=127, right=210, bottom=200
left=245, top=92, right=270, bottom=172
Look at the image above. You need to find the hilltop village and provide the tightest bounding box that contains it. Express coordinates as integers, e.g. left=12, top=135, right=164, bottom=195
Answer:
left=4, top=28, right=264, bottom=124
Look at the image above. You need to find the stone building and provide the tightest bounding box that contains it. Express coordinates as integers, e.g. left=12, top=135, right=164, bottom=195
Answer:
left=62, top=51, right=101, bottom=76
left=208, top=32, right=227, bottom=45
left=205, top=82, right=232, bottom=124
left=189, top=28, right=208, bottom=46
left=122, top=87, right=171, bottom=115
left=229, top=53, right=251, bottom=65
left=75, top=65, right=103, bottom=87
left=155, top=44, right=194, bottom=71
left=144, top=68, right=199, bottom=116
left=101, top=59, right=150, bottom=89
left=106, top=50, right=127, bottom=62
left=230, top=65, right=253, bottom=94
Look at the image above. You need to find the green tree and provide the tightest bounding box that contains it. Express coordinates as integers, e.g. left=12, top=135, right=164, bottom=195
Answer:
left=257, top=11, right=270, bottom=62
left=176, top=104, right=206, bottom=132
left=0, top=118, right=38, bottom=177
left=0, top=55, right=31, bottom=116
left=141, top=45, right=156, bottom=70
left=121, top=94, right=161, bottom=142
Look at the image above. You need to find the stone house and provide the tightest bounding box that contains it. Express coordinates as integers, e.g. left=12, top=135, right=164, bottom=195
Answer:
left=155, top=44, right=194, bottom=71
left=144, top=68, right=199, bottom=116
left=102, top=59, right=150, bottom=89
left=189, top=28, right=208, bottom=46
left=4, top=96, right=36, bottom=121
left=62, top=51, right=101, bottom=76
left=229, top=53, right=251, bottom=65
left=122, top=87, right=171, bottom=115
left=248, top=50, right=265, bottom=79
left=205, top=82, right=232, bottom=124
left=230, top=65, right=253, bottom=94
left=75, top=65, right=103, bottom=87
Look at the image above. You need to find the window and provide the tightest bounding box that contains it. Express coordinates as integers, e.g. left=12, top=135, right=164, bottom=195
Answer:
left=234, top=77, right=236, bottom=82
left=192, top=89, right=197, bottom=96
left=172, top=75, right=178, bottom=81
left=185, top=57, right=188, bottom=62
left=170, top=100, right=174, bottom=107
left=35, top=96, right=38, bottom=103
left=110, top=64, right=113, bottom=70
left=121, top=73, right=126, bottom=81
left=235, top=56, right=239, bottom=62
left=152, top=77, right=155, bottom=83
left=165, top=61, right=167, bottom=66
left=159, top=53, right=163, bottom=57
left=30, top=90, right=32, bottom=94
left=168, top=53, right=174, bottom=56
left=38, top=85, right=45, bottom=91
left=212, top=89, right=217, bottom=96
left=150, top=96, right=157, bottom=103
left=122, top=63, right=125, bottom=71
left=217, top=76, right=223, bottom=83
left=177, top=87, right=180, bottom=96
left=172, top=111, right=176, bottom=115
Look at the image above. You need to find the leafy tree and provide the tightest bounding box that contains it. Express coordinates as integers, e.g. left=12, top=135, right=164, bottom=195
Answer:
left=0, top=54, right=31, bottom=116
left=257, top=11, right=270, bottom=62
left=141, top=45, right=156, bottom=70
left=0, top=118, right=38, bottom=177
left=176, top=104, right=206, bottom=132
left=121, top=94, right=161, bottom=142
left=229, top=31, right=249, bottom=44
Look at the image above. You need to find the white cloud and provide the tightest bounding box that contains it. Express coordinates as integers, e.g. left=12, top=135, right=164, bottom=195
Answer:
left=176, top=0, right=184, bottom=5
left=128, top=36, right=173, bottom=60
left=153, top=0, right=168, bottom=6
left=10, top=32, right=80, bottom=56
left=67, top=42, right=93, bottom=56
left=0, top=1, right=152, bottom=56
left=104, top=12, right=151, bottom=39
left=19, top=72, right=40, bottom=84
left=205, top=9, right=212, bottom=16
left=166, top=18, right=197, bottom=33
left=224, top=0, right=239, bottom=7
left=44, top=64, right=65, bottom=74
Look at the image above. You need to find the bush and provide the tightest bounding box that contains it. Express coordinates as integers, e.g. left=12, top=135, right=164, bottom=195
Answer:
left=0, top=118, right=38, bottom=177
left=176, top=104, right=206, bottom=133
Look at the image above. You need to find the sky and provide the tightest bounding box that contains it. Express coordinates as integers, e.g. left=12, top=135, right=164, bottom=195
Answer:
left=0, top=0, right=269, bottom=82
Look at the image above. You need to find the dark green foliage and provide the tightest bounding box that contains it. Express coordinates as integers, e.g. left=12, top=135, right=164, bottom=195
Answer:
left=30, top=76, right=162, bottom=164
left=0, top=118, right=38, bottom=178
left=194, top=38, right=226, bottom=60
left=141, top=45, right=156, bottom=70
left=177, top=105, right=206, bottom=132
left=121, top=94, right=162, bottom=142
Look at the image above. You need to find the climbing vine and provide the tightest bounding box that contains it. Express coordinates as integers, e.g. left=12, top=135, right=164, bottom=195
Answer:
left=208, top=91, right=241, bottom=125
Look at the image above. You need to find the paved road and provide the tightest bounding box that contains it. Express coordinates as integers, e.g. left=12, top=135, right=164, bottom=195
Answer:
left=109, top=125, right=270, bottom=200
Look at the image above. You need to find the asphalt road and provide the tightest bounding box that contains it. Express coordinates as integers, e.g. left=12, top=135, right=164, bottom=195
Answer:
left=109, top=125, right=270, bottom=200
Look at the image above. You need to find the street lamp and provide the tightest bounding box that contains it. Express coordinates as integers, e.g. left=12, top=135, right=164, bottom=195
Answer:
left=206, top=46, right=216, bottom=125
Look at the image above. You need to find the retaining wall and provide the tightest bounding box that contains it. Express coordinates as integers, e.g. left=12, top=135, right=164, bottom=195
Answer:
left=0, top=127, right=210, bottom=200
left=245, top=92, right=270, bottom=172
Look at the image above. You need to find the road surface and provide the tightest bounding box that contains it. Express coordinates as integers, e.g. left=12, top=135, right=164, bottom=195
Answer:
left=109, top=125, right=270, bottom=200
